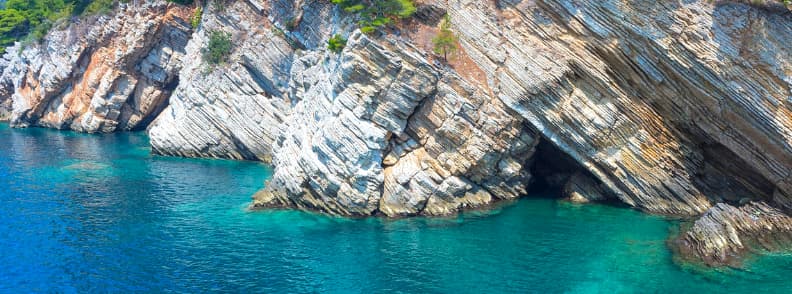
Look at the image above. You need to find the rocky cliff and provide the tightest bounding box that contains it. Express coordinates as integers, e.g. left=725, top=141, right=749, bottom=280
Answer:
left=1, top=0, right=791, bottom=266
left=0, top=1, right=193, bottom=132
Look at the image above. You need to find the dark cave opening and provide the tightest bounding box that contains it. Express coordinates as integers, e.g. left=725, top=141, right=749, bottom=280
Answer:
left=526, top=139, right=583, bottom=197
left=523, top=137, right=627, bottom=207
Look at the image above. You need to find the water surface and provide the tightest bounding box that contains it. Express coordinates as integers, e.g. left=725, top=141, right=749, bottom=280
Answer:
left=0, top=124, right=790, bottom=293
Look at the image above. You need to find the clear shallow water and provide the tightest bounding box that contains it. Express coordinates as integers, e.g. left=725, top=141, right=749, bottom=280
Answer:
left=0, top=124, right=791, bottom=293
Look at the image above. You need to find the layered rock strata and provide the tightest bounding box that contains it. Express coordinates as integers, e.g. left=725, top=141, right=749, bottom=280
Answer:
left=149, top=0, right=298, bottom=161
left=674, top=201, right=792, bottom=266
left=0, top=58, right=10, bottom=121
left=255, top=0, right=791, bottom=219
left=446, top=0, right=791, bottom=216
left=0, top=1, right=193, bottom=132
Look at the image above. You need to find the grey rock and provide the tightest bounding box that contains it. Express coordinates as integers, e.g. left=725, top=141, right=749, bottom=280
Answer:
left=149, top=1, right=295, bottom=161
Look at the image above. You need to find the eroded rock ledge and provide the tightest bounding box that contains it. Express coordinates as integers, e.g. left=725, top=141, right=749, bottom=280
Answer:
left=674, top=202, right=792, bottom=266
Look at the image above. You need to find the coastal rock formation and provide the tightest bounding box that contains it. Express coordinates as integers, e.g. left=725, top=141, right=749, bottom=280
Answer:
left=674, top=202, right=792, bottom=266
left=377, top=73, right=539, bottom=216
left=0, top=1, right=192, bottom=132
left=149, top=0, right=298, bottom=161
left=253, top=0, right=792, bottom=219
left=445, top=0, right=791, bottom=216
left=253, top=32, right=440, bottom=216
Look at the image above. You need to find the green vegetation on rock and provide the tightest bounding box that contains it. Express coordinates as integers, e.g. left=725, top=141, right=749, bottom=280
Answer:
left=327, top=33, right=347, bottom=53
left=0, top=0, right=195, bottom=55
left=330, top=0, right=416, bottom=34
left=191, top=6, right=202, bottom=29
left=0, top=9, right=27, bottom=54
left=0, top=0, right=77, bottom=53
left=203, top=30, right=232, bottom=65
left=83, top=0, right=115, bottom=15
left=432, top=14, right=457, bottom=61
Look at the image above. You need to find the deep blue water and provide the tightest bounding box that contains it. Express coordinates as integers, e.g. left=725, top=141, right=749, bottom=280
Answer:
left=0, top=123, right=791, bottom=293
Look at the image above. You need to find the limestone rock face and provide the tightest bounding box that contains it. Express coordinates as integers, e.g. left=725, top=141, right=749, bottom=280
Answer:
left=253, top=32, right=440, bottom=216
left=445, top=0, right=792, bottom=215
left=148, top=0, right=791, bottom=220
left=0, top=56, right=10, bottom=121
left=0, top=1, right=192, bottom=132
left=379, top=74, right=539, bottom=216
left=148, top=1, right=296, bottom=161
left=674, top=202, right=792, bottom=266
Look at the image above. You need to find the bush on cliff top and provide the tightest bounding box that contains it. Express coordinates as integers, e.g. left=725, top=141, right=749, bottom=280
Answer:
left=191, top=6, right=202, bottom=29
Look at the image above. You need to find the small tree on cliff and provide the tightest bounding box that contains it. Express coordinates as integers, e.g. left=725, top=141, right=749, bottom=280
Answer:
left=432, top=14, right=458, bottom=61
left=203, top=30, right=232, bottom=65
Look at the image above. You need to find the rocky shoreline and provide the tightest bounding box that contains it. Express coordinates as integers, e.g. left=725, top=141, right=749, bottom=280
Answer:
left=673, top=201, right=792, bottom=266
left=1, top=0, right=791, bottom=266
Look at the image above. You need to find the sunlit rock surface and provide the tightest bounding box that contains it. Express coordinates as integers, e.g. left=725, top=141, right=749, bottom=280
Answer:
left=0, top=1, right=193, bottom=132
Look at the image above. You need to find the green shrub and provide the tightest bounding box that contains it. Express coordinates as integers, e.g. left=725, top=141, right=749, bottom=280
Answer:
left=432, top=14, right=457, bottom=61
left=0, top=0, right=138, bottom=52
left=191, top=6, right=202, bottom=29
left=327, top=34, right=346, bottom=53
left=0, top=9, right=28, bottom=52
left=203, top=30, right=232, bottom=65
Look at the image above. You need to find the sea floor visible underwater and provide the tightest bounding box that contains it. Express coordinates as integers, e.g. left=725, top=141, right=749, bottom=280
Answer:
left=1, top=123, right=790, bottom=293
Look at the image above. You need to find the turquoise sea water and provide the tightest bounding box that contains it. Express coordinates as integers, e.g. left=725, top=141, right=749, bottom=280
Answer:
left=0, top=123, right=791, bottom=293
